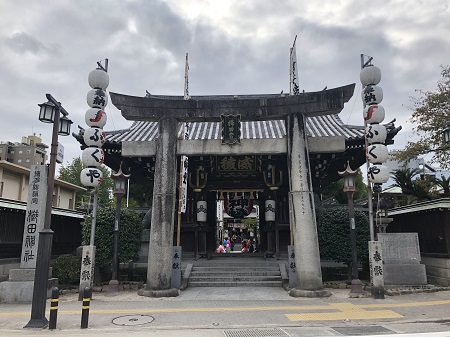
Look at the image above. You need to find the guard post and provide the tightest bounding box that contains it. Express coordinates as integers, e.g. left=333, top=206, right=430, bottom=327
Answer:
left=49, top=287, right=59, bottom=330
left=80, top=287, right=92, bottom=329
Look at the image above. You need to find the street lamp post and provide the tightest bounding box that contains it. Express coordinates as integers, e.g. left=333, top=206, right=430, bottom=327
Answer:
left=444, top=121, right=450, bottom=145
left=25, top=94, right=72, bottom=328
left=338, top=161, right=364, bottom=297
left=108, top=165, right=130, bottom=292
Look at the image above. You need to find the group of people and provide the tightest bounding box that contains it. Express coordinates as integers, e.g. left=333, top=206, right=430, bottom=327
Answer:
left=215, top=237, right=257, bottom=254
left=240, top=238, right=256, bottom=253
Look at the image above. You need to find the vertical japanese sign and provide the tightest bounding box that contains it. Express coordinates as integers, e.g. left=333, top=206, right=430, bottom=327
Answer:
left=180, top=122, right=189, bottom=213
left=368, top=240, right=384, bottom=299
left=171, top=246, right=182, bottom=288
left=288, top=245, right=299, bottom=288
left=290, top=35, right=300, bottom=95
left=20, top=165, right=47, bottom=269
left=221, top=114, right=241, bottom=145
left=79, top=245, right=95, bottom=296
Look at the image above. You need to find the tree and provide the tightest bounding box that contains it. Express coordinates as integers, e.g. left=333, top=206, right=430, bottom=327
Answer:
left=391, top=168, right=437, bottom=203
left=395, top=66, right=450, bottom=169
left=435, top=175, right=450, bottom=197
left=58, top=157, right=113, bottom=207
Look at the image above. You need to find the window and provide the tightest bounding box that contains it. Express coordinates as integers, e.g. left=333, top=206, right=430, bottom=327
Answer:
left=26, top=159, right=30, bottom=163
left=17, top=159, right=22, bottom=163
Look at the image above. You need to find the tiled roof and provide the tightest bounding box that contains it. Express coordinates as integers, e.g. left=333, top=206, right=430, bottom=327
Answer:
left=106, top=115, right=365, bottom=143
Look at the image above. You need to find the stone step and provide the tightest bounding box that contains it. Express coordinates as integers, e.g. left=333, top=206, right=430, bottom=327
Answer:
left=191, top=270, right=281, bottom=276
left=192, top=266, right=280, bottom=270
left=188, top=280, right=282, bottom=287
left=189, top=275, right=282, bottom=282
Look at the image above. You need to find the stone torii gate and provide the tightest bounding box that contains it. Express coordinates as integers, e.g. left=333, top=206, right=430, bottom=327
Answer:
left=110, top=84, right=355, bottom=297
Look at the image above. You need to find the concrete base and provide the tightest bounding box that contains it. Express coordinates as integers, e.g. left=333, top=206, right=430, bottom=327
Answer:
left=384, top=264, right=427, bottom=286
left=0, top=268, right=56, bottom=303
left=288, top=288, right=332, bottom=298
left=137, top=287, right=179, bottom=297
left=0, top=278, right=57, bottom=303
left=349, top=279, right=366, bottom=298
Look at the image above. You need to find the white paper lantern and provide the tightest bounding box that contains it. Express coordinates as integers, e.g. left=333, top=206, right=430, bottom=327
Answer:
left=368, top=164, right=390, bottom=184
left=85, top=108, right=107, bottom=128
left=361, top=85, right=383, bottom=105
left=88, top=69, right=110, bottom=90
left=360, top=65, right=381, bottom=86
left=80, top=167, right=103, bottom=187
left=87, top=89, right=108, bottom=109
left=81, top=147, right=104, bottom=167
left=363, top=104, right=385, bottom=124
left=83, top=127, right=105, bottom=147
left=367, top=144, right=389, bottom=164
left=265, top=200, right=276, bottom=222
left=197, top=201, right=207, bottom=222
left=366, top=124, right=387, bottom=145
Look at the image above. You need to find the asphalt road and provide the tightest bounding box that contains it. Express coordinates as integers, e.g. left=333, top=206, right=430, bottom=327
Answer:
left=1, top=287, right=450, bottom=336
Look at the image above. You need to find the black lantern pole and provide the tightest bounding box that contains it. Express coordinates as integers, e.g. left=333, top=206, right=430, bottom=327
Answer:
left=107, top=164, right=130, bottom=292
left=444, top=121, right=450, bottom=145
left=338, top=161, right=364, bottom=297
left=25, top=94, right=72, bottom=328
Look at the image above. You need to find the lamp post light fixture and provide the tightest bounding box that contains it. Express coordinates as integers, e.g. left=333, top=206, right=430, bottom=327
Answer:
left=108, top=164, right=130, bottom=292
left=338, top=161, right=364, bottom=297
left=25, top=94, right=72, bottom=328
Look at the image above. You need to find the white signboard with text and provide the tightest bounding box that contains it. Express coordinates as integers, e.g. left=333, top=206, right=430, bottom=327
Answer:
left=20, top=165, right=47, bottom=269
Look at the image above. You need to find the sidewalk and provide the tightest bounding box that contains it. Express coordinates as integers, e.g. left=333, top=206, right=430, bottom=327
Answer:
left=1, top=287, right=450, bottom=336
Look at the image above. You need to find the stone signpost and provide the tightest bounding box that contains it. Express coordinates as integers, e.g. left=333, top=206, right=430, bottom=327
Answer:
left=0, top=165, right=55, bottom=303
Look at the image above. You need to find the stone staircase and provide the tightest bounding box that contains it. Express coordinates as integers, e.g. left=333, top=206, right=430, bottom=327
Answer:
left=187, top=257, right=282, bottom=287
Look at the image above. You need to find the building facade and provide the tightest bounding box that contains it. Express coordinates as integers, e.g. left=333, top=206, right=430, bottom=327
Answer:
left=0, top=135, right=47, bottom=169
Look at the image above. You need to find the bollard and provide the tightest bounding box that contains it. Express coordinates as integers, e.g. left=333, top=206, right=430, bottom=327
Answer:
left=49, top=287, right=59, bottom=330
left=80, top=287, right=92, bottom=329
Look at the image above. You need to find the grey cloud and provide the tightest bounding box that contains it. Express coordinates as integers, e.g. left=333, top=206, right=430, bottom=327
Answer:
left=5, top=32, right=61, bottom=55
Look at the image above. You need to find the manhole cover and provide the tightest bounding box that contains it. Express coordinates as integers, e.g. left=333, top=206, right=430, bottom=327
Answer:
left=224, top=328, right=289, bottom=337
left=332, top=326, right=394, bottom=335
left=112, top=314, right=154, bottom=326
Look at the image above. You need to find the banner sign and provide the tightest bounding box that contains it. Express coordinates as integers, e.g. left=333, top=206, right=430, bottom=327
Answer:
left=20, top=165, right=47, bottom=269
left=221, top=114, right=241, bottom=145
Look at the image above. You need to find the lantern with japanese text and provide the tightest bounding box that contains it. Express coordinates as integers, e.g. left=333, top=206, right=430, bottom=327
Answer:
left=87, top=89, right=108, bottom=109
left=85, top=108, right=107, bottom=128
left=368, top=164, right=390, bottom=184
left=361, top=59, right=392, bottom=191
left=81, top=62, right=109, bottom=189
left=367, top=144, right=389, bottom=164
left=197, top=201, right=207, bottom=222
left=80, top=167, right=103, bottom=187
left=366, top=124, right=388, bottom=144
left=265, top=199, right=276, bottom=222
left=81, top=147, right=104, bottom=168
left=363, top=105, right=385, bottom=124
left=83, top=127, right=105, bottom=147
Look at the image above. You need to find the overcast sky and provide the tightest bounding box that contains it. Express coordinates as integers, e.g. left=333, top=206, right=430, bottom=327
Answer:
left=1, top=0, right=449, bottom=172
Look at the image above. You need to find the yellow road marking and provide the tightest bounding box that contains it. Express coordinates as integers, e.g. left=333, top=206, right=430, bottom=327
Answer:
left=1, top=298, right=450, bottom=319
left=287, top=303, right=403, bottom=321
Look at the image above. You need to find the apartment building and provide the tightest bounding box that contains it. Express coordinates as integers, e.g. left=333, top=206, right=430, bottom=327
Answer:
left=0, top=134, right=47, bottom=169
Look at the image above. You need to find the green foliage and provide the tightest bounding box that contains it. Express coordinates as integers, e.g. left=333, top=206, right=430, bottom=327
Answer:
left=321, top=169, right=367, bottom=203
left=82, top=207, right=142, bottom=268
left=58, top=157, right=113, bottom=207
left=51, top=254, right=81, bottom=285
left=395, top=66, right=450, bottom=169
left=391, top=168, right=445, bottom=203
left=317, top=207, right=370, bottom=269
